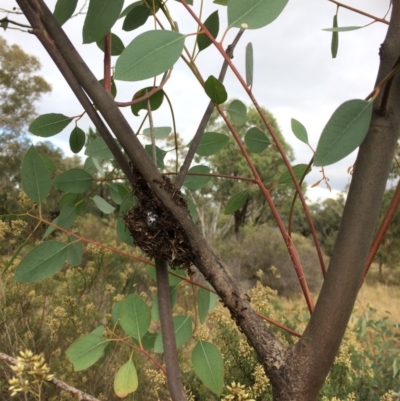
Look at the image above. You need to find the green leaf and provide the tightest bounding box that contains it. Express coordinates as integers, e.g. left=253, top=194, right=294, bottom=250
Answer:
left=69, top=127, right=86, bottom=154
left=227, top=100, right=247, bottom=124
left=245, top=42, right=253, bottom=87
left=53, top=0, right=78, bottom=26
left=82, top=0, right=124, bottom=44
left=204, top=75, right=227, bottom=104
left=108, top=183, right=125, bottom=205
left=114, top=360, right=138, bottom=397
left=277, top=164, right=311, bottom=185
left=198, top=287, right=210, bottom=324
left=67, top=237, right=83, bottom=267
left=323, top=26, right=363, bottom=32
left=214, top=0, right=228, bottom=4
left=119, top=294, right=151, bottom=340
left=53, top=169, right=94, bottom=193
left=99, top=76, right=117, bottom=98
left=183, top=165, right=211, bottom=190
left=245, top=127, right=270, bottom=152
left=143, top=126, right=171, bottom=139
left=91, top=326, right=106, bottom=336
left=93, top=195, right=115, bottom=214
left=14, top=241, right=69, bottom=282
left=224, top=190, right=249, bottom=214
left=123, top=5, right=150, bottom=31
left=291, top=118, right=308, bottom=144
left=40, top=154, right=57, bottom=174
left=228, top=0, right=289, bottom=29
left=119, top=1, right=142, bottom=18
left=115, top=30, right=185, bottom=82
left=197, top=11, right=219, bottom=51
left=194, top=132, right=229, bottom=156
left=96, top=33, right=125, bottom=56
left=85, top=137, right=115, bottom=160
left=66, top=334, right=109, bottom=371
left=154, top=315, right=192, bottom=353
left=29, top=113, right=73, bottom=138
left=21, top=146, right=51, bottom=204
left=42, top=217, right=58, bottom=240
left=91, top=157, right=105, bottom=175
left=116, top=217, right=133, bottom=246
left=314, top=99, right=373, bottom=166
left=58, top=203, right=78, bottom=229
left=145, top=145, right=167, bottom=168
left=192, top=341, right=224, bottom=395
left=84, top=157, right=98, bottom=175
left=131, top=87, right=164, bottom=116
left=60, top=193, right=85, bottom=214
left=331, top=14, right=339, bottom=58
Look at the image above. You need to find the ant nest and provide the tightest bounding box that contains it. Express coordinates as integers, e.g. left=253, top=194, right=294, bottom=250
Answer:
left=123, top=168, right=194, bottom=269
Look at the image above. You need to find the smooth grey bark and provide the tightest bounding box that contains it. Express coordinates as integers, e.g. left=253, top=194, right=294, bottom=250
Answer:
left=15, top=0, right=400, bottom=400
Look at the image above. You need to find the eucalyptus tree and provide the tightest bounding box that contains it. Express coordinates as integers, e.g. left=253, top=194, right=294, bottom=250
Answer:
left=2, top=1, right=399, bottom=400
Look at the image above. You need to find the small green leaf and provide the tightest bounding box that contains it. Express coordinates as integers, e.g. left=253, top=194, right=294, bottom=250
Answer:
left=331, top=14, right=339, bottom=58
left=66, top=334, right=109, bottom=371
left=145, top=145, right=167, bottom=168
left=21, top=146, right=51, bottom=204
left=114, top=360, right=138, bottom=397
left=14, top=241, right=69, bottom=282
left=323, top=26, right=364, bottom=32
left=82, top=0, right=124, bottom=44
left=96, top=33, right=125, bottom=56
left=58, top=203, right=78, bottom=229
left=245, top=127, right=270, bottom=152
left=42, top=217, right=58, bottom=240
left=93, top=195, right=115, bottom=214
left=246, top=42, right=253, bottom=87
left=60, top=193, right=85, bottom=214
left=108, top=183, right=125, bottom=205
left=53, top=0, right=78, bottom=26
left=228, top=0, right=289, bottom=29
left=40, top=154, right=57, bottom=174
left=67, top=237, right=83, bottom=267
left=143, top=126, right=171, bottom=139
left=85, top=137, right=115, bottom=160
left=99, top=76, right=117, bottom=98
left=198, top=287, right=210, bottom=324
left=123, top=5, right=150, bottom=31
left=192, top=341, right=224, bottom=395
left=314, top=99, right=373, bottom=166
left=183, top=165, right=211, bottom=190
left=154, top=315, right=192, bottom=353
left=116, top=217, right=133, bottom=246
left=197, top=11, right=219, bottom=52
left=224, top=190, right=249, bottom=214
left=291, top=118, right=309, bottom=144
left=69, top=127, right=86, bottom=154
left=131, top=87, right=164, bottom=116
left=119, top=1, right=142, bottom=18
left=53, top=169, right=94, bottom=193
left=194, top=132, right=229, bottom=156
left=204, top=75, right=227, bottom=104
left=119, top=294, right=151, bottom=340
left=29, top=113, right=73, bottom=137
left=115, top=30, right=185, bottom=82
left=277, top=164, right=311, bottom=185
left=84, top=157, right=98, bottom=175
left=227, top=100, right=247, bottom=124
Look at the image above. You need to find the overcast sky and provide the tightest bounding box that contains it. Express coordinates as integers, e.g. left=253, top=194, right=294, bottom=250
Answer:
left=1, top=0, right=392, bottom=201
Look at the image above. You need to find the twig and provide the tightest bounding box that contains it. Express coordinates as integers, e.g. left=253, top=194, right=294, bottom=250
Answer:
left=328, top=0, right=389, bottom=24
left=0, top=352, right=102, bottom=401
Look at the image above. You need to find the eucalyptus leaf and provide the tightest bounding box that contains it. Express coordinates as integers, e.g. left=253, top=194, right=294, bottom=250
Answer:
left=53, top=0, right=78, bottom=25
left=53, top=169, right=94, bottom=193
left=228, top=0, right=289, bottom=29
left=29, top=113, right=73, bottom=137
left=57, top=203, right=78, bottom=229
left=69, top=127, right=86, bottom=154
left=183, top=165, right=211, bottom=190
left=245, top=42, right=253, bottom=87
left=123, top=5, right=150, bottom=31
left=198, top=287, right=210, bottom=324
left=194, top=132, right=229, bottom=156
left=115, top=30, right=185, bottom=82
left=154, top=315, right=192, bottom=353
left=119, top=294, right=151, bottom=340
left=93, top=195, right=115, bottom=214
left=277, top=164, right=311, bottom=185
left=60, top=193, right=85, bottom=214
left=227, top=100, right=247, bottom=124
left=331, top=14, right=339, bottom=58
left=197, top=11, right=219, bottom=52
left=85, top=137, right=115, bottom=160
left=14, top=241, right=69, bottom=282
left=119, top=1, right=142, bottom=18
left=314, top=99, right=373, bottom=166
left=99, top=76, right=117, bottom=98
left=323, top=26, right=364, bottom=32
left=204, top=75, right=227, bottom=104
left=224, top=190, right=249, bottom=214
left=131, top=87, right=164, bottom=116
left=145, top=145, right=167, bottom=168
left=143, top=126, right=171, bottom=139
left=114, top=360, right=138, bottom=397
left=96, top=33, right=125, bottom=56
left=192, top=341, right=224, bottom=395
left=291, top=118, right=308, bottom=144
left=245, top=127, right=270, bottom=152
left=67, top=237, right=83, bottom=267
left=82, top=0, right=124, bottom=44
left=40, top=154, right=57, bottom=174
left=21, top=146, right=51, bottom=205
